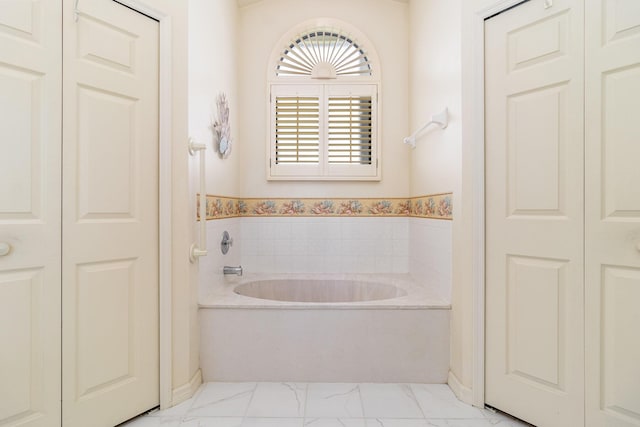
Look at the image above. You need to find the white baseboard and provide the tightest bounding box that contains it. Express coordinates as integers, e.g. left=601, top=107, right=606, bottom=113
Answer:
left=448, top=370, right=474, bottom=406
left=171, top=369, right=202, bottom=406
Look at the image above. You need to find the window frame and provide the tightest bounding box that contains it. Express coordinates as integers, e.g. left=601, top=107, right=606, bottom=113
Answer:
left=269, top=83, right=379, bottom=180
left=267, top=20, right=381, bottom=182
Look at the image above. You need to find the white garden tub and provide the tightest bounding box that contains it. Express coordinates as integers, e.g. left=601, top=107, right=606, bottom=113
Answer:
left=199, top=274, right=450, bottom=383
left=233, top=278, right=408, bottom=303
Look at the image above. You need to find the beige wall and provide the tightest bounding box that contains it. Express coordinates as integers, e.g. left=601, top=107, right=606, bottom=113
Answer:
left=237, top=0, right=411, bottom=198
left=189, top=0, right=240, bottom=197
left=182, top=0, right=241, bottom=403
left=157, top=0, right=199, bottom=403
left=408, top=0, right=465, bottom=396
left=451, top=0, right=508, bottom=400
left=408, top=0, right=461, bottom=198
left=139, top=0, right=199, bottom=405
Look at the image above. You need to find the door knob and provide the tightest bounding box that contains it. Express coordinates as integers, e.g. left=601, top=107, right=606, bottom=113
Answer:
left=0, top=242, right=11, bottom=256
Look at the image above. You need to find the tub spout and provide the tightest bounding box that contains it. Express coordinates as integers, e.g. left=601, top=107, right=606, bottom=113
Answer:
left=223, top=265, right=243, bottom=276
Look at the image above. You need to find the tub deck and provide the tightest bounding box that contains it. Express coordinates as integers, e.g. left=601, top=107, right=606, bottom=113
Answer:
left=199, top=273, right=450, bottom=310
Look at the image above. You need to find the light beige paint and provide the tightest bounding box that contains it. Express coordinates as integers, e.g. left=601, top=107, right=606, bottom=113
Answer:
left=408, top=0, right=464, bottom=398
left=187, top=2, right=240, bottom=404
left=408, top=0, right=461, bottom=198
left=139, top=0, right=198, bottom=405
left=237, top=0, right=410, bottom=198
left=189, top=0, right=240, bottom=198
left=237, top=0, right=409, bottom=8
left=455, top=0, right=496, bottom=395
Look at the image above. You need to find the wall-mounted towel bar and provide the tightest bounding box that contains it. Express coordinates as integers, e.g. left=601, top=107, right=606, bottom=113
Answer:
left=403, top=107, right=448, bottom=149
left=189, top=137, right=208, bottom=262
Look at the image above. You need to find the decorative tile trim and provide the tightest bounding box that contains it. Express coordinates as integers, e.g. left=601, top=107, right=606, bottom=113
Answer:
left=244, top=198, right=412, bottom=217
left=198, top=193, right=452, bottom=221
left=197, top=195, right=239, bottom=220
left=410, top=193, right=453, bottom=220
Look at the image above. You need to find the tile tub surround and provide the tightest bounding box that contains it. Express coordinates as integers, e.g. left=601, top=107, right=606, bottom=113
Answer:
left=409, top=218, right=452, bottom=301
left=238, top=217, right=410, bottom=275
left=199, top=274, right=450, bottom=383
left=122, top=382, right=532, bottom=426
left=201, top=216, right=453, bottom=301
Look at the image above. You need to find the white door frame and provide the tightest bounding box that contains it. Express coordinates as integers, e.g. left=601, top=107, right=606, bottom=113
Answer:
left=111, top=0, right=173, bottom=410
left=469, top=0, right=529, bottom=408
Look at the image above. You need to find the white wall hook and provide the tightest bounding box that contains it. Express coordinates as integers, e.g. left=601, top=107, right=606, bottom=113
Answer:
left=403, top=107, right=449, bottom=149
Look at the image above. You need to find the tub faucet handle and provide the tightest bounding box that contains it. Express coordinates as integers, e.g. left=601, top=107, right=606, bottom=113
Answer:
left=221, top=231, right=233, bottom=254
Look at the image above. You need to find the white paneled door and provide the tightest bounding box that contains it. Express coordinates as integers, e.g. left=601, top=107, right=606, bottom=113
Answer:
left=62, top=1, right=160, bottom=426
left=484, top=0, right=585, bottom=425
left=585, top=0, right=640, bottom=426
left=0, top=1, right=62, bottom=426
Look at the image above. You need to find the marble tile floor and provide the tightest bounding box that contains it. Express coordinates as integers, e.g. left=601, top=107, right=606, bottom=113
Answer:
left=120, top=383, right=533, bottom=427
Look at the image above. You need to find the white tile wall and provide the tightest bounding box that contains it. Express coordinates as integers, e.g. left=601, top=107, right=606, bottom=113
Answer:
left=408, top=218, right=452, bottom=301
left=239, top=217, right=409, bottom=275
left=198, top=216, right=451, bottom=301
left=198, top=218, right=241, bottom=298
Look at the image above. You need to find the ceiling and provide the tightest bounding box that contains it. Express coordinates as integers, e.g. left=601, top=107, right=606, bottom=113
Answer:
left=236, top=0, right=408, bottom=7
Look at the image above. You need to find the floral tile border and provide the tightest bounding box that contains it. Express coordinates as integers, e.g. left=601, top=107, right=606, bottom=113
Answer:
left=198, top=193, right=453, bottom=221
left=243, top=198, right=412, bottom=217
left=410, top=193, right=452, bottom=219
left=197, top=195, right=239, bottom=220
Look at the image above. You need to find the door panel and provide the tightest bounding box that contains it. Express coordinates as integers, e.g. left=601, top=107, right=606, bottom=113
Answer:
left=586, top=0, right=640, bottom=425
left=507, top=83, right=568, bottom=216
left=506, top=256, right=568, bottom=390
left=601, top=66, right=640, bottom=218
left=485, top=0, right=584, bottom=425
left=76, top=85, right=137, bottom=219
left=0, top=0, right=61, bottom=426
left=62, top=1, right=160, bottom=426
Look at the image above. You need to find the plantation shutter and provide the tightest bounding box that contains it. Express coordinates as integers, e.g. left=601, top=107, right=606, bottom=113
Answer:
left=269, top=84, right=377, bottom=180
left=274, top=96, right=320, bottom=164
left=275, top=29, right=372, bottom=78
left=270, top=85, right=323, bottom=177
left=325, top=84, right=377, bottom=178
left=327, top=95, right=373, bottom=165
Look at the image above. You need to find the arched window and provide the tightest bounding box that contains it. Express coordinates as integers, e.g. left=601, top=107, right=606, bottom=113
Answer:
left=276, top=29, right=372, bottom=78
left=268, top=21, right=380, bottom=181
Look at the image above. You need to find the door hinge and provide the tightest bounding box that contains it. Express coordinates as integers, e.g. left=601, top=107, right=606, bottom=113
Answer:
left=376, top=158, right=379, bottom=168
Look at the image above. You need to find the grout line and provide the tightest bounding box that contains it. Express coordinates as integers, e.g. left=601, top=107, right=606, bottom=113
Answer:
left=242, top=382, right=260, bottom=419
left=403, top=383, right=427, bottom=419
left=357, top=383, right=367, bottom=420
left=302, top=382, right=310, bottom=425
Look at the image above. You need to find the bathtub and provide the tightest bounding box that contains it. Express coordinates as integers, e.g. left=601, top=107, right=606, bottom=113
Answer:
left=199, top=274, right=450, bottom=383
